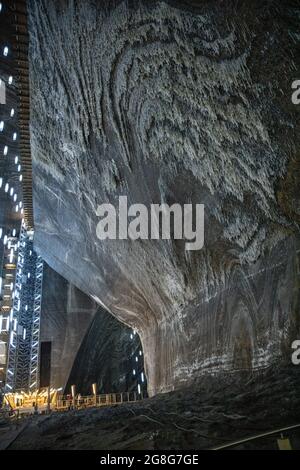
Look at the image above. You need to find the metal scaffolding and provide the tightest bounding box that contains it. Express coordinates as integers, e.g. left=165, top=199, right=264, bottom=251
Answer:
left=1, top=0, right=39, bottom=395
left=5, top=224, right=43, bottom=392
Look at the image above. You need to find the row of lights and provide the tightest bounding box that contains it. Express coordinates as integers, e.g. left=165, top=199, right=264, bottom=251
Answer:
left=130, top=329, right=145, bottom=395
left=0, top=176, right=23, bottom=214
left=9, top=239, right=29, bottom=349
left=0, top=230, right=20, bottom=364
left=0, top=18, right=24, bottom=228
left=6, top=233, right=43, bottom=391
left=0, top=1, right=24, bottom=385
left=0, top=241, right=32, bottom=339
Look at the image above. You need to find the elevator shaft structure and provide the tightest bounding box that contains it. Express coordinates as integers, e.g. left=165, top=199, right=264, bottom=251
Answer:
left=5, top=225, right=43, bottom=392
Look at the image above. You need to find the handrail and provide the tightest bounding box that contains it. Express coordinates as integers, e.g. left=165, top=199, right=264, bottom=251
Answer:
left=2, top=391, right=147, bottom=415
left=211, top=423, right=300, bottom=450
left=55, top=391, right=145, bottom=410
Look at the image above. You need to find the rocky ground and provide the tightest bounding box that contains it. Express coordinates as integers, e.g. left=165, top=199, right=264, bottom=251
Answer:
left=2, top=365, right=300, bottom=450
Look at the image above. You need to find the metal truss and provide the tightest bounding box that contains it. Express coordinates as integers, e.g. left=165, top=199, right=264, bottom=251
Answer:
left=29, top=256, right=43, bottom=390
left=5, top=225, right=43, bottom=392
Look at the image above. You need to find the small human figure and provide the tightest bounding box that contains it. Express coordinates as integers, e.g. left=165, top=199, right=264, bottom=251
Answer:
left=32, top=401, right=38, bottom=415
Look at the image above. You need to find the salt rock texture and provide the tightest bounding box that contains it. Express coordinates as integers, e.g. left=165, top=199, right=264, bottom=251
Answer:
left=41, top=263, right=143, bottom=394
left=40, top=263, right=97, bottom=390
left=28, top=0, right=300, bottom=395
left=66, top=308, right=145, bottom=395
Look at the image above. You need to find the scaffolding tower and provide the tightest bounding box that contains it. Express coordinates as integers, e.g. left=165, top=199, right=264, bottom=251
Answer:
left=5, top=224, right=43, bottom=392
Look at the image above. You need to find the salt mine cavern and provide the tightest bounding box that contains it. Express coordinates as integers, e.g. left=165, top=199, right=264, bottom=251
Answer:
left=0, top=0, right=300, bottom=453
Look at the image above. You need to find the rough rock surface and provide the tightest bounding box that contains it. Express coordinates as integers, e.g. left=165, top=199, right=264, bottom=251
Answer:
left=66, top=307, right=145, bottom=395
left=28, top=0, right=300, bottom=395
left=6, top=365, right=300, bottom=450
left=41, top=263, right=144, bottom=393
left=40, top=263, right=97, bottom=390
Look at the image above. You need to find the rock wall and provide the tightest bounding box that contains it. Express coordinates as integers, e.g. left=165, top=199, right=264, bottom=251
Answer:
left=29, top=0, right=300, bottom=395
left=66, top=308, right=145, bottom=395
left=40, top=263, right=145, bottom=393
left=40, top=263, right=97, bottom=389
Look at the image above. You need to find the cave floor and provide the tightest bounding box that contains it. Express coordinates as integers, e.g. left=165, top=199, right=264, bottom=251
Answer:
left=4, top=366, right=300, bottom=450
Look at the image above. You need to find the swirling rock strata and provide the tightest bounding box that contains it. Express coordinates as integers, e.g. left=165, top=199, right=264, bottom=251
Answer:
left=28, top=0, right=300, bottom=395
